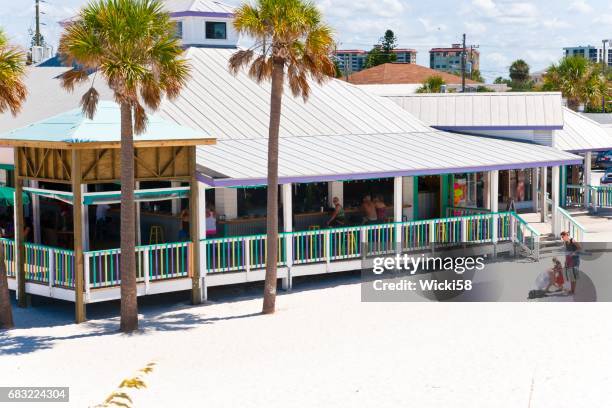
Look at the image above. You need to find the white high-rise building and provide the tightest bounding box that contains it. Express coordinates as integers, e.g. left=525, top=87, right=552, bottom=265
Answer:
left=563, top=45, right=611, bottom=66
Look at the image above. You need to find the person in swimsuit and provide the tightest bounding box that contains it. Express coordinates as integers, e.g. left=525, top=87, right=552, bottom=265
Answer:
left=561, top=231, right=581, bottom=295
left=362, top=195, right=377, bottom=224
left=327, top=197, right=346, bottom=227
left=374, top=195, right=386, bottom=221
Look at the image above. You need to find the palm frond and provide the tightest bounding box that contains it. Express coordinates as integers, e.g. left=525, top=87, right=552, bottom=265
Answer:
left=80, top=87, right=100, bottom=119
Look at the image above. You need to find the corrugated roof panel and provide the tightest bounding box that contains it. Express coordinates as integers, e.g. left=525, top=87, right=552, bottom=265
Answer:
left=197, top=132, right=582, bottom=185
left=555, top=108, right=612, bottom=152
left=378, top=92, right=564, bottom=129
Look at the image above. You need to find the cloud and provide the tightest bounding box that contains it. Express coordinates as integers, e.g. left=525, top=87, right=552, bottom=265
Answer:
left=470, top=0, right=539, bottom=24
left=542, top=18, right=571, bottom=29
left=594, top=13, right=612, bottom=24
left=418, top=17, right=447, bottom=33
left=464, top=21, right=487, bottom=35
left=318, top=0, right=405, bottom=19
left=568, top=0, right=593, bottom=13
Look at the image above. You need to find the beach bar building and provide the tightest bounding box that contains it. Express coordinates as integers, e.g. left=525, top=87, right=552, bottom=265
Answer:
left=0, top=1, right=588, bottom=322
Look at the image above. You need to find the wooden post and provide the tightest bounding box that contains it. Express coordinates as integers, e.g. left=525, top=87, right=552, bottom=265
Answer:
left=14, top=148, right=26, bottom=308
left=72, top=149, right=86, bottom=323
left=189, top=147, right=202, bottom=305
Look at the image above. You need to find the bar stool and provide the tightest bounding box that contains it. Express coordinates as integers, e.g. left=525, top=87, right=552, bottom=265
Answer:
left=149, top=225, right=164, bottom=244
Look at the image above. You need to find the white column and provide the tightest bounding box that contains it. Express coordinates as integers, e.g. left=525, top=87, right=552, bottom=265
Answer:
left=394, top=177, right=403, bottom=249
left=584, top=152, right=592, bottom=208
left=327, top=181, right=343, bottom=207
left=402, top=177, right=414, bottom=221
left=484, top=172, right=491, bottom=210
left=135, top=181, right=142, bottom=245
left=531, top=168, right=539, bottom=212
left=28, top=181, right=41, bottom=244
left=215, top=187, right=238, bottom=219
left=490, top=170, right=499, bottom=213
left=281, top=183, right=293, bottom=290
left=540, top=167, right=548, bottom=222
left=198, top=184, right=207, bottom=301
left=489, top=170, right=499, bottom=256
left=551, top=166, right=560, bottom=236
left=81, top=185, right=89, bottom=251
left=171, top=181, right=181, bottom=216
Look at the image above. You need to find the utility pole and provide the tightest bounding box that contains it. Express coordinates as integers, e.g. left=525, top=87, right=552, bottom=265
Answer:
left=461, top=33, right=466, bottom=92
left=603, top=39, right=609, bottom=113
left=35, top=0, right=41, bottom=46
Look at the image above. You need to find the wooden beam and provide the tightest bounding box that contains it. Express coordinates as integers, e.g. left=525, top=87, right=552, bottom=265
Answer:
left=159, top=146, right=184, bottom=176
left=82, top=148, right=110, bottom=180
left=189, top=146, right=201, bottom=305
left=14, top=149, right=26, bottom=308
left=72, top=149, right=86, bottom=323
left=134, top=152, right=160, bottom=178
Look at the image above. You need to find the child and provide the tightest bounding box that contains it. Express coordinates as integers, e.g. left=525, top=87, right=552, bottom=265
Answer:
left=546, top=257, right=564, bottom=293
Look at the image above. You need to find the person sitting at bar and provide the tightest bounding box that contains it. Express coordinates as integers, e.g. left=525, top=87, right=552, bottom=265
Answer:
left=374, top=195, right=387, bottom=221
left=326, top=197, right=346, bottom=227
left=95, top=203, right=111, bottom=240
left=361, top=195, right=377, bottom=224
left=206, top=206, right=217, bottom=237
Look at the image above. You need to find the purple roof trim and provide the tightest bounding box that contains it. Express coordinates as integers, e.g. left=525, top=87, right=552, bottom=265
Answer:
left=434, top=125, right=564, bottom=131
left=170, top=11, right=234, bottom=18
left=197, top=158, right=583, bottom=187
left=566, top=146, right=612, bottom=153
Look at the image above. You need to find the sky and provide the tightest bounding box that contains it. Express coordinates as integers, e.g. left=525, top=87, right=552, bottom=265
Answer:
left=1, top=0, right=612, bottom=82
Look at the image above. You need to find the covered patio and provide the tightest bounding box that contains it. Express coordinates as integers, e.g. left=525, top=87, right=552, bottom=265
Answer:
left=0, top=101, right=215, bottom=322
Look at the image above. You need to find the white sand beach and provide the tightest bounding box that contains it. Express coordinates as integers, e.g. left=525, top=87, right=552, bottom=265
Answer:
left=1, top=273, right=612, bottom=408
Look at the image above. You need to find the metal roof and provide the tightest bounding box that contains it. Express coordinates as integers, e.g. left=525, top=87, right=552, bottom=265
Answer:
left=555, top=108, right=612, bottom=152
left=383, top=92, right=565, bottom=130
left=0, top=67, right=114, bottom=134
left=164, top=0, right=235, bottom=16
left=158, top=48, right=434, bottom=140
left=0, top=101, right=214, bottom=146
left=580, top=113, right=612, bottom=127
left=197, top=132, right=582, bottom=187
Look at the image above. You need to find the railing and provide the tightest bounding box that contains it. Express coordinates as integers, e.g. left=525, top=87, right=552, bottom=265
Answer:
left=0, top=238, right=16, bottom=278
left=566, top=185, right=585, bottom=207
left=512, top=213, right=541, bottom=259
left=446, top=206, right=491, bottom=217
left=202, top=212, right=539, bottom=273
left=589, top=185, right=612, bottom=210
left=564, top=185, right=612, bottom=211
left=85, top=242, right=192, bottom=289
left=203, top=235, right=286, bottom=274
left=556, top=207, right=586, bottom=242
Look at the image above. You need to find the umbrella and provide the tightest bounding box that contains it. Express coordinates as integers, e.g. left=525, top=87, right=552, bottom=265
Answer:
left=0, top=185, right=30, bottom=206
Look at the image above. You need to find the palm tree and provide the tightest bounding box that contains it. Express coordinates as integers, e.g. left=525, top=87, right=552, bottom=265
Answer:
left=229, top=0, right=335, bottom=314
left=543, top=55, right=601, bottom=111
left=0, top=28, right=27, bottom=330
left=59, top=0, right=189, bottom=332
left=416, top=75, right=446, bottom=93
left=509, top=59, right=530, bottom=84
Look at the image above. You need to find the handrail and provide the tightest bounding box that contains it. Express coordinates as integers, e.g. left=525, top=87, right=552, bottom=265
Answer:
left=511, top=212, right=541, bottom=237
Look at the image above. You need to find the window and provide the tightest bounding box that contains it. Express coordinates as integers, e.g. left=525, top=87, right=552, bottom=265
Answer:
left=206, top=22, right=227, bottom=39
left=174, top=21, right=183, bottom=39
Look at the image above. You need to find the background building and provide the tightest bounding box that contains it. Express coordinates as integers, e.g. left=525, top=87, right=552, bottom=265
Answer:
left=429, top=44, right=480, bottom=74
left=335, top=48, right=417, bottom=74
left=563, top=45, right=611, bottom=66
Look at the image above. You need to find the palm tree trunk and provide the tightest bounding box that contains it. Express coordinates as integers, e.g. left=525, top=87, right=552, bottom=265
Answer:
left=119, top=103, right=138, bottom=332
left=262, top=59, right=285, bottom=315
left=0, top=245, right=14, bottom=329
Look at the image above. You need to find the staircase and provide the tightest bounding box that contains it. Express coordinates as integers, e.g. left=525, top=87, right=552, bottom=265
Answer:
left=537, top=233, right=563, bottom=258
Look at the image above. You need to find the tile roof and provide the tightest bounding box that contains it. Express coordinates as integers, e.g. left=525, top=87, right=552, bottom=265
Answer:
left=346, top=63, right=480, bottom=85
